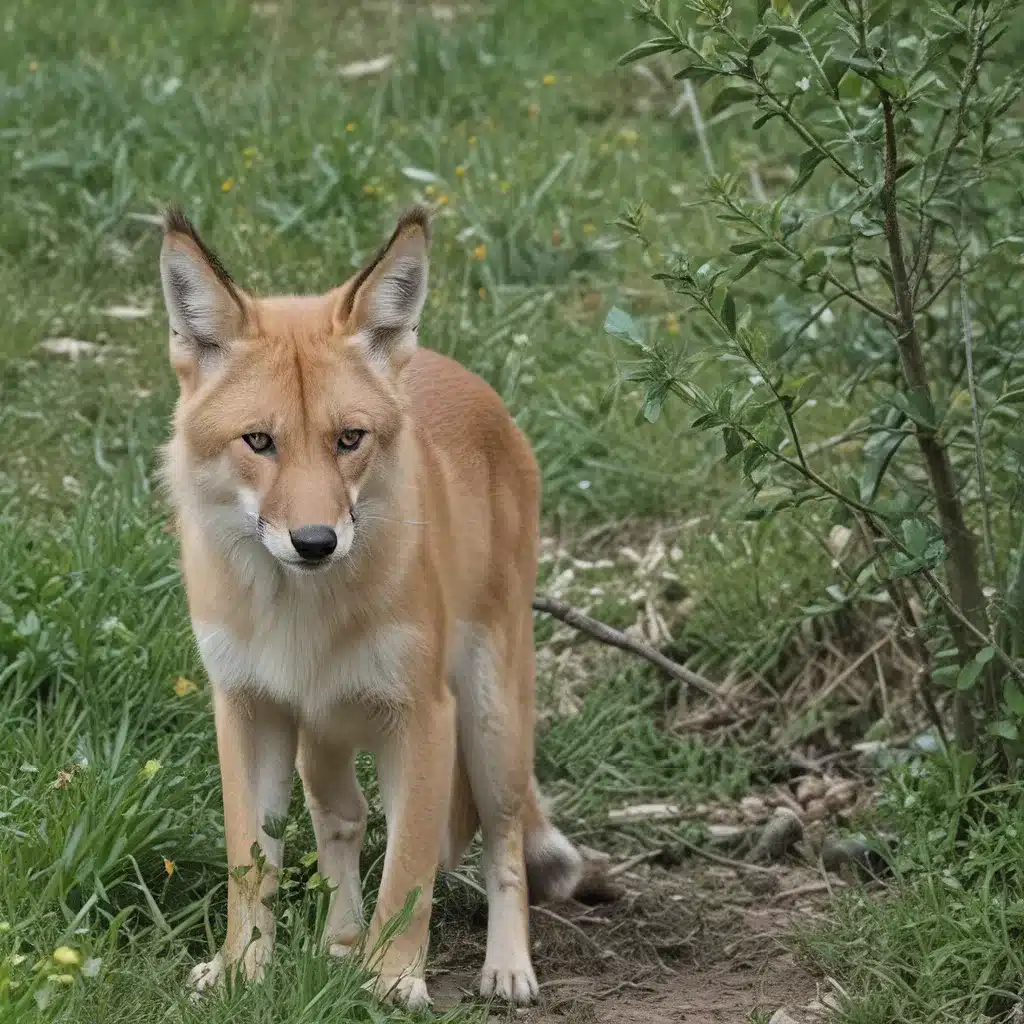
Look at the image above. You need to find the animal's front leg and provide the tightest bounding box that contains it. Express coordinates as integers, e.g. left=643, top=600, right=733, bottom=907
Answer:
left=297, top=732, right=367, bottom=957
left=368, top=688, right=456, bottom=1009
left=189, top=689, right=297, bottom=992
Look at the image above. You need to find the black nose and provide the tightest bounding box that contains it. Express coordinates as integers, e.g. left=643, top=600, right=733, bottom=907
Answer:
left=289, top=524, right=337, bottom=561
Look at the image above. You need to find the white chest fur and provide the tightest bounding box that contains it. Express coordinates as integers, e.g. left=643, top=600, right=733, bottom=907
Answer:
left=193, top=613, right=419, bottom=722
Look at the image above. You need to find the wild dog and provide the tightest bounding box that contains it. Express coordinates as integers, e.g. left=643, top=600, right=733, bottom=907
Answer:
left=159, top=205, right=583, bottom=1007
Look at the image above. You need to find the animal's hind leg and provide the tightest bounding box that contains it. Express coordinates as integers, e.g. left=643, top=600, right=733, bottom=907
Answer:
left=441, top=739, right=479, bottom=871
left=453, top=621, right=537, bottom=1004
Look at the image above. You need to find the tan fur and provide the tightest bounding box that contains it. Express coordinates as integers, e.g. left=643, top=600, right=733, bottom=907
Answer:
left=160, top=207, right=581, bottom=1007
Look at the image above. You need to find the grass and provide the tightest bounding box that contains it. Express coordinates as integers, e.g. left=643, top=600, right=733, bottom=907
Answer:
left=5, top=0, right=1018, bottom=1021
left=801, top=753, right=1024, bottom=1023
left=0, top=1, right=789, bottom=1019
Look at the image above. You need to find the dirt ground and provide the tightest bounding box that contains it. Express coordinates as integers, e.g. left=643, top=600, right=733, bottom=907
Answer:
left=430, top=855, right=834, bottom=1023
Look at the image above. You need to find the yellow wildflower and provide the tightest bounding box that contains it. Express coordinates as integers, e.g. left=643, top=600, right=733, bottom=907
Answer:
left=53, top=947, right=81, bottom=968
left=346, top=122, right=356, bottom=132
left=221, top=177, right=234, bottom=193
left=473, top=244, right=487, bottom=261
left=665, top=313, right=680, bottom=335
left=468, top=135, right=477, bottom=145
left=164, top=858, right=176, bottom=877
left=455, top=165, right=466, bottom=178
left=141, top=759, right=162, bottom=779
left=437, top=194, right=449, bottom=206
left=478, top=287, right=487, bottom=299
left=174, top=677, right=198, bottom=697
left=618, top=128, right=639, bottom=145
left=542, top=74, right=557, bottom=86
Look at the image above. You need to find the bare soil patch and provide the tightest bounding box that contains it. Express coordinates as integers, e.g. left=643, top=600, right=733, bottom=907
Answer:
left=430, top=857, right=830, bottom=1023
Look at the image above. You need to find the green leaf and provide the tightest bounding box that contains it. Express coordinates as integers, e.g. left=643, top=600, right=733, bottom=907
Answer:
left=798, top=0, right=829, bottom=24
left=710, top=85, right=758, bottom=116
left=997, top=388, right=1024, bottom=406
left=791, top=148, right=827, bottom=192
left=618, top=36, right=680, bottom=65
left=901, top=518, right=929, bottom=557
left=642, top=391, right=665, bottom=423
left=733, top=249, right=768, bottom=281
left=721, top=292, right=737, bottom=334
left=743, top=444, right=766, bottom=475
left=674, top=64, right=718, bottom=84
left=895, top=158, right=916, bottom=180
left=956, top=659, right=985, bottom=691
left=801, top=249, right=827, bottom=277
left=889, top=390, right=936, bottom=429
left=840, top=55, right=881, bottom=78
left=822, top=57, right=847, bottom=94
left=859, top=429, right=908, bottom=504
left=875, top=73, right=907, bottom=98
left=743, top=400, right=776, bottom=428
left=724, top=427, right=744, bottom=459
left=1004, top=678, right=1024, bottom=717
left=752, top=110, right=781, bottom=129
left=729, top=240, right=763, bottom=254
left=765, top=25, right=804, bottom=49
left=748, top=34, right=773, bottom=58
left=605, top=306, right=645, bottom=346
left=955, top=648, right=996, bottom=692
left=990, top=719, right=1020, bottom=742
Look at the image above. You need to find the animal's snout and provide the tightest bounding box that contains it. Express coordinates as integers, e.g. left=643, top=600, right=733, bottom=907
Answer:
left=289, top=524, right=338, bottom=562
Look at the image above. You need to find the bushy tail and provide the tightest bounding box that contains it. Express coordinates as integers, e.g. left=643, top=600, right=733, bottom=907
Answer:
left=522, top=777, right=584, bottom=903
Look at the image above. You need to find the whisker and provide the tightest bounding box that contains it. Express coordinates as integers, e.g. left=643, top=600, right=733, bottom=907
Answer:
left=356, top=514, right=429, bottom=526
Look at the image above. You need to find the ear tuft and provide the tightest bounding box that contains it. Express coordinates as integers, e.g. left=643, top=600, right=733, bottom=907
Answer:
left=339, top=207, right=431, bottom=368
left=160, top=207, right=245, bottom=351
left=162, top=206, right=241, bottom=298
left=393, top=204, right=432, bottom=245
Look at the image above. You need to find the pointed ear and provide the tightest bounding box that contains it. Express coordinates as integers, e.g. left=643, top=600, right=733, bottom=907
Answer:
left=336, top=206, right=430, bottom=369
left=160, top=207, right=246, bottom=353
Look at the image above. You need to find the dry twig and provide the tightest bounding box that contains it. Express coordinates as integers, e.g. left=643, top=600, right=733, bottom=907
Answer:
left=448, top=870, right=617, bottom=959
left=532, top=595, right=726, bottom=702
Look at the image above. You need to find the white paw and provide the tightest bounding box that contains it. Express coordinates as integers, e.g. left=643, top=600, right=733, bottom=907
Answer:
left=480, top=963, right=539, bottom=1004
left=187, top=952, right=224, bottom=996
left=365, top=973, right=432, bottom=1009
left=327, top=941, right=356, bottom=959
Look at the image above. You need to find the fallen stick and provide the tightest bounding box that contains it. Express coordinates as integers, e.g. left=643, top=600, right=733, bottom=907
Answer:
left=771, top=880, right=847, bottom=903
left=532, top=595, right=726, bottom=702
left=447, top=870, right=617, bottom=959
left=607, top=849, right=665, bottom=878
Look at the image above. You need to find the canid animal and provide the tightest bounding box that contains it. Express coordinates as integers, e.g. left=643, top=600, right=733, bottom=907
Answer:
left=159, top=205, right=583, bottom=1007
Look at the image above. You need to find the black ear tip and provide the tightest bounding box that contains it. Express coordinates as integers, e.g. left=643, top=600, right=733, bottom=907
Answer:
left=395, top=205, right=432, bottom=244
left=164, top=204, right=195, bottom=236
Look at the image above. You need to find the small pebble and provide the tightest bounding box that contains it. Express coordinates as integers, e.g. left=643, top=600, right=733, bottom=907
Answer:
left=804, top=799, right=828, bottom=822
left=748, top=808, right=803, bottom=864
left=825, top=779, right=859, bottom=810
left=795, top=776, right=827, bottom=805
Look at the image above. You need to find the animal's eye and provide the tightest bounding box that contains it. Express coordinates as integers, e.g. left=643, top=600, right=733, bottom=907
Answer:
left=243, top=432, right=275, bottom=454
left=337, top=428, right=367, bottom=453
